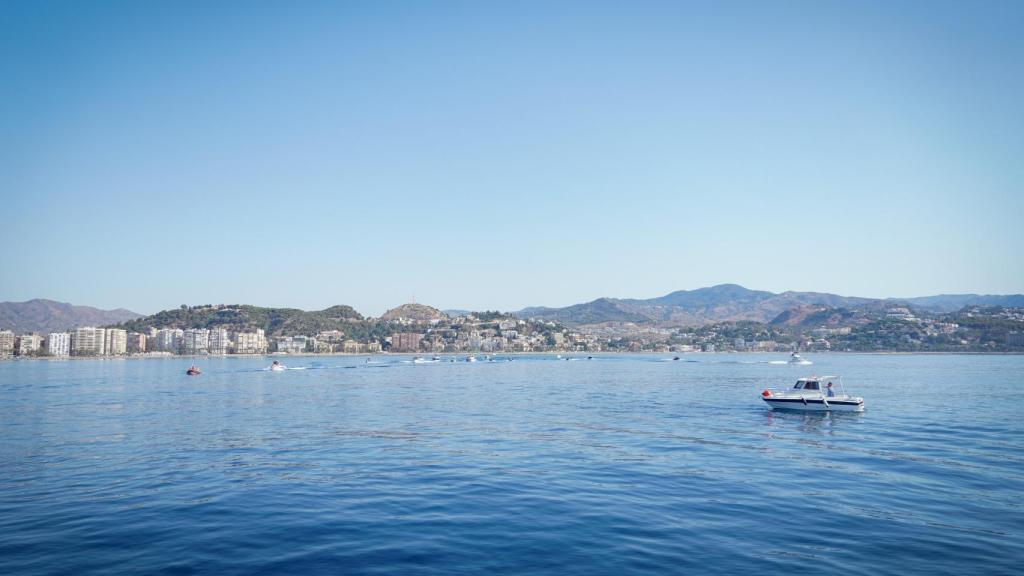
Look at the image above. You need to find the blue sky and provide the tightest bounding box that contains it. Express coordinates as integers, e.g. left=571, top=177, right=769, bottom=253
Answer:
left=2, top=1, right=1022, bottom=315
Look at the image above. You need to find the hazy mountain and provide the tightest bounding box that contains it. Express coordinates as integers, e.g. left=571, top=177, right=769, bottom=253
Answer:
left=899, top=294, right=1024, bottom=313
left=636, top=284, right=775, bottom=308
left=515, top=284, right=1023, bottom=327
left=7, top=287, right=1021, bottom=335
left=518, top=298, right=651, bottom=325
left=0, top=299, right=142, bottom=334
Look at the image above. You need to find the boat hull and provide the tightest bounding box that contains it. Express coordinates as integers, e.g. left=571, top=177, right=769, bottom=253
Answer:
left=762, top=397, right=864, bottom=412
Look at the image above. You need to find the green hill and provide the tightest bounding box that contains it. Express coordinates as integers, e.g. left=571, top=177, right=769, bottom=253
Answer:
left=111, top=304, right=373, bottom=338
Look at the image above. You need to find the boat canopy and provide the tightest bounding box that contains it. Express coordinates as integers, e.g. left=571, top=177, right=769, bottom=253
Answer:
left=796, top=375, right=839, bottom=382
left=793, top=375, right=845, bottom=393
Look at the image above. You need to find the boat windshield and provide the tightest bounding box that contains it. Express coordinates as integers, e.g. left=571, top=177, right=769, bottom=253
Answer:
left=804, top=381, right=820, bottom=390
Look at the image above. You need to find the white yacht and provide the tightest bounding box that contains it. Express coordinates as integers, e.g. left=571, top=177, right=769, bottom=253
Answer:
left=761, top=375, right=864, bottom=412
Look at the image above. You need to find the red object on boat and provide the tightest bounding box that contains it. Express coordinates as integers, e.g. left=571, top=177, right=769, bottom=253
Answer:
left=762, top=390, right=771, bottom=397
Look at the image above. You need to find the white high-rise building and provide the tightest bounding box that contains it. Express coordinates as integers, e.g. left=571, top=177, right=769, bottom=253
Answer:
left=71, top=327, right=106, bottom=356
left=46, top=333, right=71, bottom=357
left=127, top=332, right=147, bottom=354
left=154, top=329, right=183, bottom=353
left=0, top=330, right=14, bottom=357
left=209, top=328, right=229, bottom=355
left=234, top=329, right=267, bottom=354
left=104, top=329, right=127, bottom=355
left=182, top=329, right=210, bottom=355
left=16, top=334, right=42, bottom=356
left=235, top=331, right=256, bottom=354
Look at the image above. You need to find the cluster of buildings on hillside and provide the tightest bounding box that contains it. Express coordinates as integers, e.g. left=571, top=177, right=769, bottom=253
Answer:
left=795, top=307, right=1024, bottom=351
left=962, top=306, right=1024, bottom=322
left=390, top=317, right=583, bottom=353
left=879, top=307, right=963, bottom=334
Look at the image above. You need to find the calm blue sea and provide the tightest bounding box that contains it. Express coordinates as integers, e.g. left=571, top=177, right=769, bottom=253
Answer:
left=1, top=354, right=1022, bottom=575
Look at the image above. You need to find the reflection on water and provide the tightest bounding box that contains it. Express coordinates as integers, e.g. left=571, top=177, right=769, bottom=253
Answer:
left=0, top=354, right=1022, bottom=575
left=762, top=409, right=864, bottom=435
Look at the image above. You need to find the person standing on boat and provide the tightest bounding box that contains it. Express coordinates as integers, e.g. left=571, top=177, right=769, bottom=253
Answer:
left=826, top=382, right=835, bottom=397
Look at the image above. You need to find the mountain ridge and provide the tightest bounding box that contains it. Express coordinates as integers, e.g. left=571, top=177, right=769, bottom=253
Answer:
left=0, top=299, right=142, bottom=334
left=4, top=285, right=1023, bottom=335
left=513, top=284, right=1024, bottom=327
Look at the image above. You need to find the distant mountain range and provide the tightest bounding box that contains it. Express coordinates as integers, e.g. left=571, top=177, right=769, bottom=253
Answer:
left=893, top=293, right=1024, bottom=312
left=0, top=299, right=142, bottom=334
left=514, top=284, right=1024, bottom=327
left=4, top=285, right=1023, bottom=334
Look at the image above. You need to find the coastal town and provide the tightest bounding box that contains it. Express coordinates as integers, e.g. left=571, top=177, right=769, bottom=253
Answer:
left=2, top=301, right=1023, bottom=359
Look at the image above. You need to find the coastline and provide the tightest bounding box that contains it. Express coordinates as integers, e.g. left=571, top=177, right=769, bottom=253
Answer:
left=3, top=350, right=1022, bottom=363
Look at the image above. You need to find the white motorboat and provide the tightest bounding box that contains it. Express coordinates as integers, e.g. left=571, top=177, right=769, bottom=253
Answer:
left=413, top=357, right=440, bottom=364
left=788, top=352, right=812, bottom=365
left=761, top=375, right=864, bottom=412
left=466, top=355, right=477, bottom=362
left=269, top=360, right=286, bottom=371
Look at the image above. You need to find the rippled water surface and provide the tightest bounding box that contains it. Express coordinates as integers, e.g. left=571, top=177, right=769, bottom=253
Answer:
left=1, top=354, right=1022, bottom=575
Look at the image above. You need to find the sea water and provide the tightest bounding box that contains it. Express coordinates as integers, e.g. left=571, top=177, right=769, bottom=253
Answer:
left=1, top=354, right=1021, bottom=575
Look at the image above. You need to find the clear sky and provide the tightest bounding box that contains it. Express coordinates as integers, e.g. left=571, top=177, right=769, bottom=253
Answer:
left=2, top=1, right=1022, bottom=315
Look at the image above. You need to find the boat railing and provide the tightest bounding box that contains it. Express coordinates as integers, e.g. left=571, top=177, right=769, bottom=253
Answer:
left=763, top=388, right=855, bottom=399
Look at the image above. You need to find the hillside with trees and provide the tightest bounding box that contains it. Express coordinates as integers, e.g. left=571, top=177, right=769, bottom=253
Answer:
left=112, top=304, right=369, bottom=338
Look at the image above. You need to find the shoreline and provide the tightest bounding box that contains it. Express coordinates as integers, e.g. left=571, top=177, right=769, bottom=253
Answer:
left=3, top=350, right=1022, bottom=362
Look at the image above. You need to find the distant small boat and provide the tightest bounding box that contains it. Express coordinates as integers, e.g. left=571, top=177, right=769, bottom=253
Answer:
left=186, top=365, right=201, bottom=376
left=466, top=355, right=477, bottom=362
left=269, top=360, right=286, bottom=371
left=788, top=352, right=812, bottom=365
